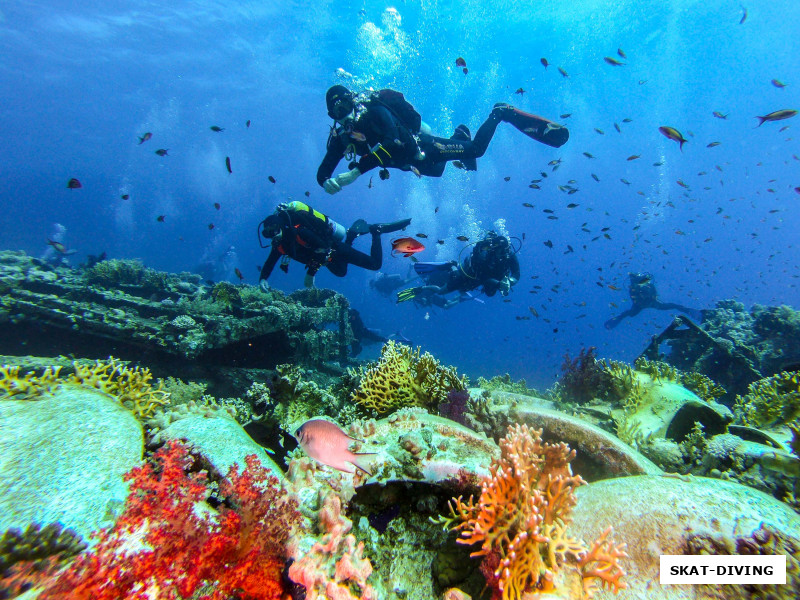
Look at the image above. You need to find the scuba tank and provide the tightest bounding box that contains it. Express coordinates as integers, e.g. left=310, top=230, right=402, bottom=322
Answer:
left=281, top=201, right=346, bottom=242
left=257, top=201, right=346, bottom=248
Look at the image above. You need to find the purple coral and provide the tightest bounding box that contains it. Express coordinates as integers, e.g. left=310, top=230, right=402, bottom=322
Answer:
left=559, top=346, right=609, bottom=404
left=438, top=389, right=470, bottom=425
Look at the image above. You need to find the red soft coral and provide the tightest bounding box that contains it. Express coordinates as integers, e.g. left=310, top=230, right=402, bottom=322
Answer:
left=41, top=441, right=298, bottom=600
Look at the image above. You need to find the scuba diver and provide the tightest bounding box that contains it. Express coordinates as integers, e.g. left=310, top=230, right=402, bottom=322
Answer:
left=318, top=85, right=569, bottom=195
left=397, top=231, right=520, bottom=309
left=258, top=201, right=411, bottom=289
left=604, top=272, right=703, bottom=329
left=348, top=308, right=389, bottom=357
left=369, top=269, right=417, bottom=298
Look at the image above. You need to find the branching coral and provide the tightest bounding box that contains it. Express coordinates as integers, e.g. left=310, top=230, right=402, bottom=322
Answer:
left=680, top=372, right=726, bottom=403
left=559, top=347, right=610, bottom=404
left=734, top=370, right=800, bottom=428
left=633, top=357, right=679, bottom=383
left=436, top=424, right=626, bottom=599
left=352, top=341, right=467, bottom=414
left=68, top=358, right=170, bottom=418
left=41, top=441, right=300, bottom=600
left=0, top=365, right=62, bottom=398
left=1, top=359, right=169, bottom=419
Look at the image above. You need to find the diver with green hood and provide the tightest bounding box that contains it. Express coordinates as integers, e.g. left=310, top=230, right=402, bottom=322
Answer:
left=397, top=231, right=520, bottom=309
left=258, top=201, right=411, bottom=289
left=318, top=85, right=569, bottom=194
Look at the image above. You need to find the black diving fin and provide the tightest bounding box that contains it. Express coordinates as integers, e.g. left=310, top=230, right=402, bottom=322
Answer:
left=496, top=104, right=570, bottom=148
left=396, top=286, right=422, bottom=304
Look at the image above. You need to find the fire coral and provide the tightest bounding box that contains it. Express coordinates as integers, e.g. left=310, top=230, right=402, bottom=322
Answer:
left=438, top=424, right=627, bottom=600
left=41, top=440, right=299, bottom=600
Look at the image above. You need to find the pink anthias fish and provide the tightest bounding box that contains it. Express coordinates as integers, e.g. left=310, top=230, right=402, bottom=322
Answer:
left=294, top=418, right=376, bottom=476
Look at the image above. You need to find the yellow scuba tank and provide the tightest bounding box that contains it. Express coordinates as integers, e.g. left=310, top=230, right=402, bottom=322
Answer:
left=283, top=201, right=346, bottom=242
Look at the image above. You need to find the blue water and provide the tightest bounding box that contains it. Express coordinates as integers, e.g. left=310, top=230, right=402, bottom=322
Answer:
left=2, top=1, right=798, bottom=388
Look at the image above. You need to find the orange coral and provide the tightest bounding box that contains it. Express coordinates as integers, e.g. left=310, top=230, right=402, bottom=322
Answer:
left=440, top=424, right=627, bottom=600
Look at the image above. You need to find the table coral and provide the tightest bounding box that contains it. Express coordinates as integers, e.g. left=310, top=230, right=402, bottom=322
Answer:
left=437, top=424, right=627, bottom=600
left=352, top=341, right=467, bottom=414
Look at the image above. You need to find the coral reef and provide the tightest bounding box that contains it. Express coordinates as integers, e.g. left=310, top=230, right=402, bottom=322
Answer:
left=475, top=374, right=541, bottom=397
left=438, top=388, right=471, bottom=426
left=437, top=424, right=627, bottom=600
left=558, top=347, right=611, bottom=405
left=1, top=357, right=169, bottom=419
left=0, top=523, right=87, bottom=598
left=41, top=440, right=299, bottom=600
left=352, top=341, right=467, bottom=415
left=0, top=250, right=354, bottom=368
left=734, top=370, right=800, bottom=429
left=288, top=490, right=376, bottom=600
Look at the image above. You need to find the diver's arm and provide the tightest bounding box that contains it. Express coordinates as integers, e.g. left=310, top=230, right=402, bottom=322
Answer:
left=508, top=255, right=520, bottom=285
left=259, top=245, right=281, bottom=282
left=317, top=136, right=346, bottom=186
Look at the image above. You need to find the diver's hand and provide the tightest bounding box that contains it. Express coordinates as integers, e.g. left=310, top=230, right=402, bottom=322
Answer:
left=323, top=178, right=342, bottom=195
left=304, top=274, right=316, bottom=288
left=499, top=278, right=511, bottom=296
left=259, top=279, right=270, bottom=292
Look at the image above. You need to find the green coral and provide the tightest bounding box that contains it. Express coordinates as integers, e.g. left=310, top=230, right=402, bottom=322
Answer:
left=269, top=364, right=357, bottom=430
left=160, top=377, right=208, bottom=407
left=351, top=341, right=467, bottom=415
left=734, top=370, right=800, bottom=428
left=84, top=259, right=145, bottom=286
left=634, top=357, right=679, bottom=382
left=476, top=373, right=541, bottom=397
left=680, top=372, right=726, bottom=403
left=210, top=281, right=242, bottom=310
left=0, top=522, right=86, bottom=573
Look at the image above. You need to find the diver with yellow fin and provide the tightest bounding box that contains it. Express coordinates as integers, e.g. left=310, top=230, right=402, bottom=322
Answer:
left=257, top=201, right=411, bottom=289
left=318, top=85, right=569, bottom=194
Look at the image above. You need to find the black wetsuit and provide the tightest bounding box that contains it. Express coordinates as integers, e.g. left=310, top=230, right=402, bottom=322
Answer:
left=348, top=308, right=389, bottom=357
left=259, top=210, right=381, bottom=281
left=316, top=102, right=503, bottom=185
left=414, top=237, right=520, bottom=308
left=604, top=273, right=699, bottom=329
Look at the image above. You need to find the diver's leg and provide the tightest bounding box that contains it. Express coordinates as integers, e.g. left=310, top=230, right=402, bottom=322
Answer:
left=603, top=307, right=640, bottom=330
left=336, top=234, right=382, bottom=272
left=653, top=301, right=703, bottom=320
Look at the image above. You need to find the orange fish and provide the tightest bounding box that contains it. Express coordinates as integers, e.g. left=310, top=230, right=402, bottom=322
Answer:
left=294, top=418, right=376, bottom=475
left=138, top=132, right=152, bottom=144
left=391, top=237, right=425, bottom=257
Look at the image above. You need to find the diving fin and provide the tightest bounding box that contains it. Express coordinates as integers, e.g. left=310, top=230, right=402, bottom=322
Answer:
left=451, top=125, right=477, bottom=171
left=370, top=218, right=412, bottom=235
left=413, top=261, right=453, bottom=275
left=494, top=103, right=570, bottom=148
left=396, top=286, right=422, bottom=304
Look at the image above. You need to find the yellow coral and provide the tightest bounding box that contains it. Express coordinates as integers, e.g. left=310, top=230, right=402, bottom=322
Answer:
left=439, top=424, right=627, bottom=599
left=68, top=357, right=170, bottom=418
left=0, top=365, right=62, bottom=398
left=351, top=341, right=466, bottom=414
left=734, top=370, right=800, bottom=428
left=0, top=358, right=169, bottom=419
left=680, top=372, right=726, bottom=403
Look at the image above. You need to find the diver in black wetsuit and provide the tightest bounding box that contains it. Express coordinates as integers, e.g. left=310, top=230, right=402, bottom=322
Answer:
left=257, top=201, right=411, bottom=289
left=397, top=231, right=520, bottom=309
left=318, top=85, right=569, bottom=194
left=604, top=272, right=702, bottom=329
